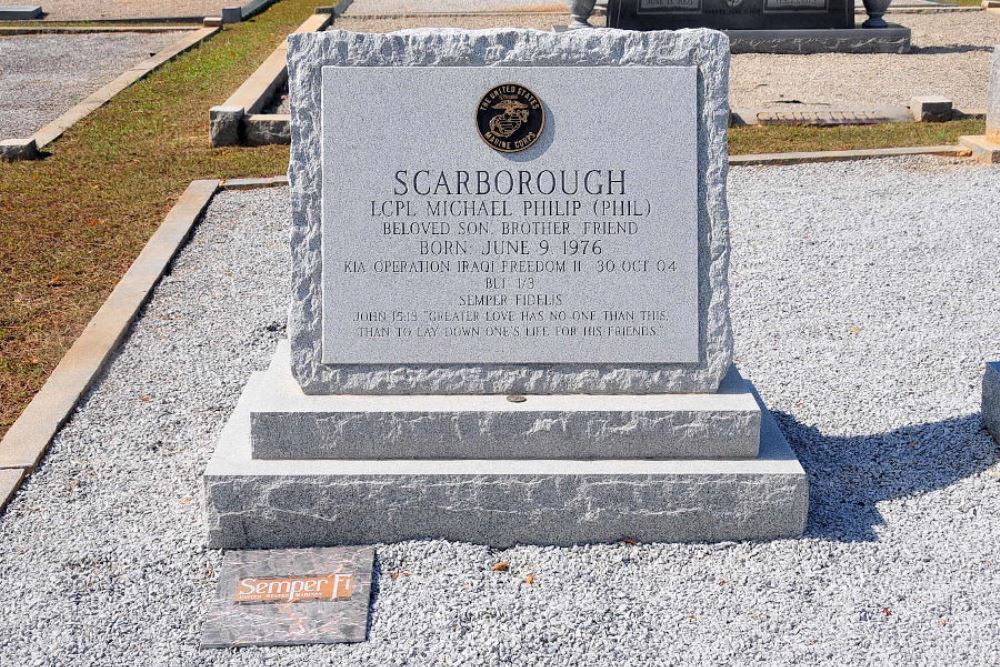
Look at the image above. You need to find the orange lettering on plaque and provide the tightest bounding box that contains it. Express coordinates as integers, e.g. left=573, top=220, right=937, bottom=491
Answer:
left=234, top=573, right=355, bottom=604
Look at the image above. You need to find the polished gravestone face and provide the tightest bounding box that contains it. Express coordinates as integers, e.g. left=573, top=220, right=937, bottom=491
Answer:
left=607, top=0, right=856, bottom=31
left=319, top=66, right=699, bottom=366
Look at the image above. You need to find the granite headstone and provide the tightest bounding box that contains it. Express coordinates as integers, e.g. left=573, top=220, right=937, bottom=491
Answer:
left=202, top=28, right=809, bottom=549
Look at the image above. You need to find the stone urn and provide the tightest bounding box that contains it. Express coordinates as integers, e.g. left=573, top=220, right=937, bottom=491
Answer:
left=567, top=0, right=597, bottom=28
left=862, top=0, right=892, bottom=28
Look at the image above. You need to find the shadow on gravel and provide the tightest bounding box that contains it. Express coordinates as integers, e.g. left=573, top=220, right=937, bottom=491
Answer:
left=773, top=411, right=998, bottom=542
left=366, top=555, right=383, bottom=640
left=911, top=44, right=997, bottom=55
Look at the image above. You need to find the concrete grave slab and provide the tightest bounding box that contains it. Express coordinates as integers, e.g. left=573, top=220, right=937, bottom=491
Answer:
left=209, top=11, right=333, bottom=147
left=0, top=5, right=42, bottom=20
left=984, top=362, right=1000, bottom=444
left=909, top=95, right=953, bottom=122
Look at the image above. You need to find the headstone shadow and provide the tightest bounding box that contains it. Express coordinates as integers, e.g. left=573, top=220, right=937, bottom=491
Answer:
left=773, top=410, right=998, bottom=542
left=911, top=44, right=996, bottom=55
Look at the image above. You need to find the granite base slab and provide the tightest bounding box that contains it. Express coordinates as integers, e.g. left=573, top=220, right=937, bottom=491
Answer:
left=984, top=362, right=1000, bottom=444
left=203, top=380, right=808, bottom=549
left=727, top=26, right=911, bottom=54
left=248, top=342, right=761, bottom=461
left=0, top=5, right=43, bottom=20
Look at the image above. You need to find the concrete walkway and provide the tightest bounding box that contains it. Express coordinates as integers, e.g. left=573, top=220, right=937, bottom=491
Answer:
left=36, top=0, right=226, bottom=21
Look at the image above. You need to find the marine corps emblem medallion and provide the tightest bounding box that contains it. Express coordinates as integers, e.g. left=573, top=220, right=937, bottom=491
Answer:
left=476, top=84, right=545, bottom=153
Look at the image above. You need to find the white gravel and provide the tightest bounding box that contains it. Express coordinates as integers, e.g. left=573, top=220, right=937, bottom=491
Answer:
left=265, top=12, right=1000, bottom=113
left=731, top=12, right=1000, bottom=110
left=39, top=0, right=226, bottom=21
left=1, top=156, right=999, bottom=665
left=0, top=31, right=184, bottom=140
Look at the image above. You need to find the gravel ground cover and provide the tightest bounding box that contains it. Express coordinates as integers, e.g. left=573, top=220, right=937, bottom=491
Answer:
left=37, top=0, right=228, bottom=21
left=731, top=12, right=1000, bottom=110
left=0, top=31, right=185, bottom=139
left=1, top=156, right=999, bottom=665
left=265, top=12, right=999, bottom=113
left=268, top=13, right=569, bottom=114
left=343, top=0, right=566, bottom=13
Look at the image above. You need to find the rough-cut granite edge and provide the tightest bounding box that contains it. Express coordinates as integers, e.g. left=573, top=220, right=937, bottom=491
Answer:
left=286, top=28, right=733, bottom=394
left=250, top=341, right=760, bottom=460
left=984, top=362, right=1000, bottom=444
left=988, top=47, right=999, bottom=141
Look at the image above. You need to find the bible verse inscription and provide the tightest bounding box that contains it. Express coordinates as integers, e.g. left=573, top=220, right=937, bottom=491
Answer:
left=320, top=66, right=700, bottom=364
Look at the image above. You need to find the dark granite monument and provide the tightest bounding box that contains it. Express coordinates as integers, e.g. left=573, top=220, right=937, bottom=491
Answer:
left=607, top=0, right=855, bottom=31
left=566, top=0, right=909, bottom=54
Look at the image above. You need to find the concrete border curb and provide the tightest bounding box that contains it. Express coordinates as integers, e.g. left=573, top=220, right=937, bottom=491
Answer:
left=0, top=25, right=198, bottom=34
left=0, top=469, right=24, bottom=511
left=209, top=11, right=332, bottom=146
left=0, top=26, right=218, bottom=161
left=0, top=180, right=220, bottom=512
left=222, top=0, right=283, bottom=23
left=730, top=144, right=963, bottom=166
left=959, top=135, right=1000, bottom=163
left=221, top=175, right=290, bottom=189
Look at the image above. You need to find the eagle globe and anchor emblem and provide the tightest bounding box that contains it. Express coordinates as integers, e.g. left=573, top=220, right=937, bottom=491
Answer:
left=476, top=83, right=545, bottom=153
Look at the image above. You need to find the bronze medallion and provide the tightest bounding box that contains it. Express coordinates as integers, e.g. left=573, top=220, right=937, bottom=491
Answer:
left=476, top=83, right=545, bottom=153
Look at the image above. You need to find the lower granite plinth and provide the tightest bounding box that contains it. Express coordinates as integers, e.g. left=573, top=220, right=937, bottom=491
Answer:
left=203, top=348, right=808, bottom=548
left=984, top=362, right=1000, bottom=444
left=727, top=26, right=911, bottom=54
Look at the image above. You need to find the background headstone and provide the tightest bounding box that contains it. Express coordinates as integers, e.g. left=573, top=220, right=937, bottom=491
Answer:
left=606, top=0, right=856, bottom=31
left=988, top=46, right=999, bottom=141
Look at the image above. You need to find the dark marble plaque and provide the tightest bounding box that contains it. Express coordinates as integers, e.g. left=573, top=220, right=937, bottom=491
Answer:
left=200, top=546, right=375, bottom=648
left=608, top=0, right=854, bottom=30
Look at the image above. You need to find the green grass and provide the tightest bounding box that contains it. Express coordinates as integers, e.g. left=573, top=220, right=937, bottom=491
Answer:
left=730, top=117, right=984, bottom=155
left=0, top=3, right=988, bottom=440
